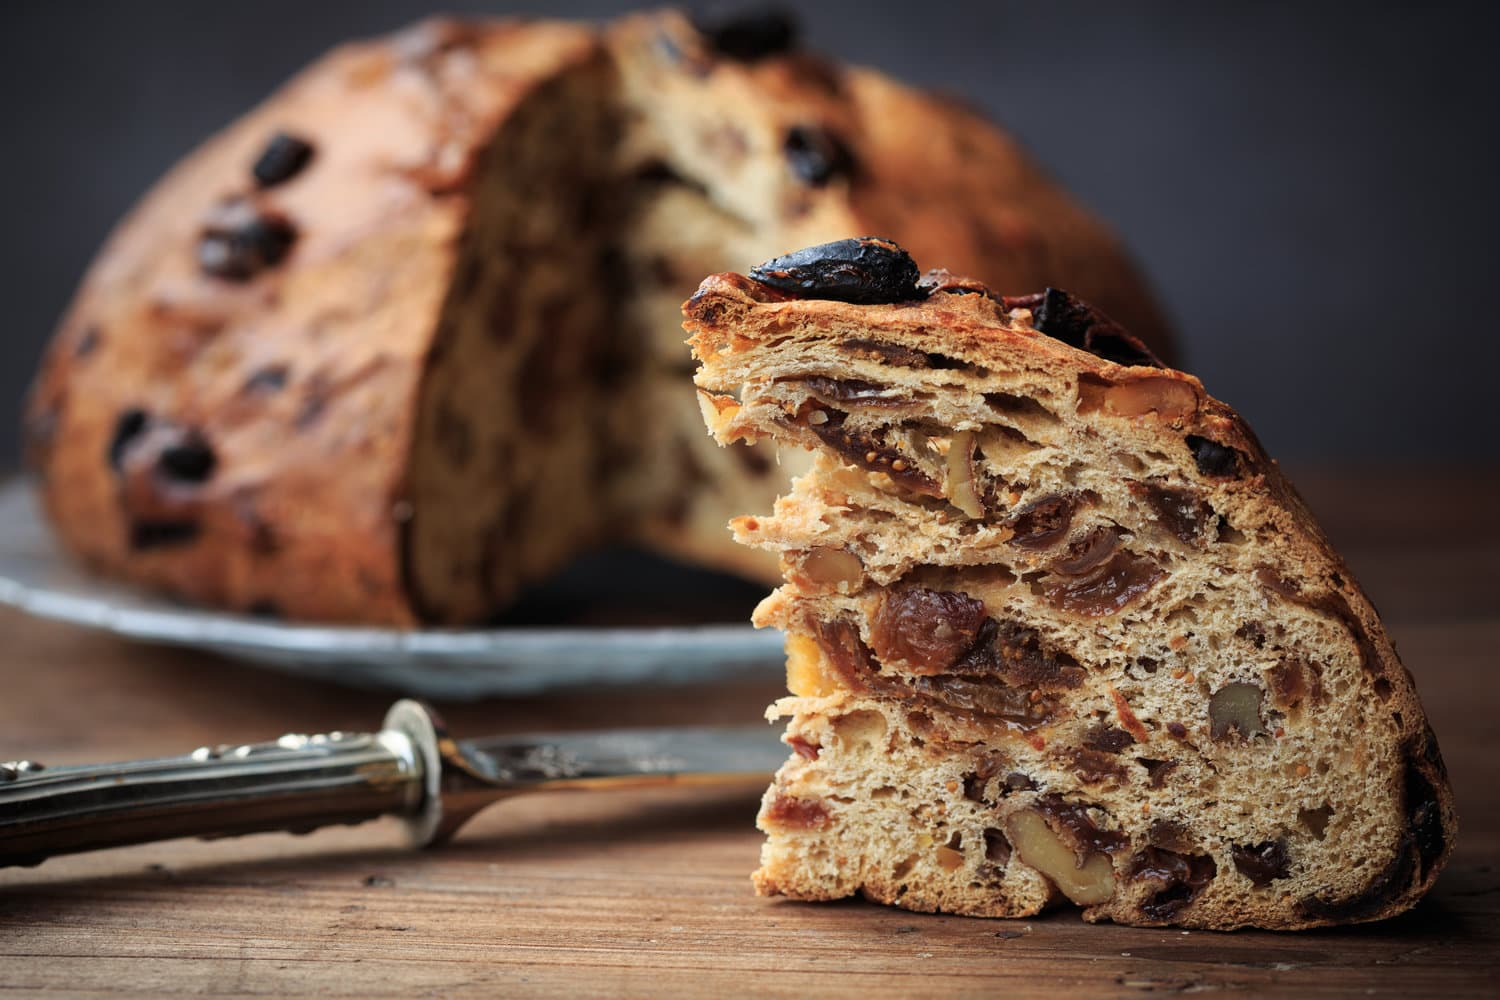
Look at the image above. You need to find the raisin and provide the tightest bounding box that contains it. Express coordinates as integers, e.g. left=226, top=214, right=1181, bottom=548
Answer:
left=1083, top=723, right=1135, bottom=754
left=156, top=431, right=217, bottom=484
left=781, top=126, right=856, bottom=187
left=198, top=200, right=297, bottom=281
left=1030, top=287, right=1164, bottom=368
left=1128, top=847, right=1217, bottom=920
left=1134, top=482, right=1212, bottom=545
left=1266, top=658, right=1323, bottom=710
left=763, top=793, right=830, bottom=829
left=1032, top=795, right=1129, bottom=857
left=983, top=828, right=1012, bottom=866
left=1041, top=551, right=1164, bottom=617
left=1232, top=839, right=1291, bottom=887
left=1405, top=752, right=1446, bottom=881
left=1007, top=493, right=1081, bottom=549
left=953, top=617, right=1086, bottom=690
left=1186, top=435, right=1242, bottom=478
left=1137, top=758, right=1177, bottom=788
left=691, top=6, right=798, bottom=61
left=869, top=588, right=988, bottom=674
left=805, top=376, right=912, bottom=408
left=787, top=735, right=821, bottom=760
left=750, top=237, right=918, bottom=304
left=1050, top=526, right=1120, bottom=576
left=107, top=408, right=151, bottom=472
left=251, top=132, right=314, bottom=188
left=1060, top=747, right=1128, bottom=785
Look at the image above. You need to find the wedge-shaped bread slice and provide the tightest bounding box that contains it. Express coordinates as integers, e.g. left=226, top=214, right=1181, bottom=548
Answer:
left=685, top=238, right=1455, bottom=930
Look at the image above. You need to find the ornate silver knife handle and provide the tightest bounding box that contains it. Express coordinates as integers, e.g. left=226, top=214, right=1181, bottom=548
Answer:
left=0, top=701, right=458, bottom=869
left=0, top=701, right=786, bottom=870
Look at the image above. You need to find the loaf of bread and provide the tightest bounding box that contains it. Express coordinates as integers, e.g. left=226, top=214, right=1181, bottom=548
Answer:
left=686, top=237, right=1455, bottom=929
left=23, top=10, right=1170, bottom=625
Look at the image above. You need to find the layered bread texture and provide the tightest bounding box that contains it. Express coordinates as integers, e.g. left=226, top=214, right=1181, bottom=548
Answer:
left=24, top=10, right=1170, bottom=624
left=686, top=238, right=1455, bottom=930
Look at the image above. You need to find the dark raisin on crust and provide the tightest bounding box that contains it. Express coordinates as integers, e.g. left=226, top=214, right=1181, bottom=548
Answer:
left=251, top=132, right=315, bottom=188
left=107, top=408, right=151, bottom=472
left=781, top=126, right=857, bottom=187
left=751, top=237, right=918, bottom=304
left=156, top=431, right=217, bottom=484
left=1232, top=838, right=1292, bottom=886
left=1186, top=434, right=1243, bottom=478
left=690, top=6, right=798, bottom=61
left=1022, top=288, right=1163, bottom=368
left=198, top=200, right=297, bottom=281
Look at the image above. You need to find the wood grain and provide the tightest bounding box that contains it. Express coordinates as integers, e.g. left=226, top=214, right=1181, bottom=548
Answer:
left=1, top=470, right=1497, bottom=998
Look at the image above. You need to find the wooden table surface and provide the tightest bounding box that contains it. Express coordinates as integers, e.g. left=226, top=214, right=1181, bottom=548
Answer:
left=2, top=470, right=1497, bottom=998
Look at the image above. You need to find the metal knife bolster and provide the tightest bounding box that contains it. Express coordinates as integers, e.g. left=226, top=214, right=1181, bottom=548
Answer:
left=0, top=702, right=785, bottom=869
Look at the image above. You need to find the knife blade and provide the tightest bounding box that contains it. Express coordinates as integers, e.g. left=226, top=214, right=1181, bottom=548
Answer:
left=0, top=700, right=787, bottom=869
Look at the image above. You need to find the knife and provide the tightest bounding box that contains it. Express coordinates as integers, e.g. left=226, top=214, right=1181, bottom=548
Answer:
left=0, top=700, right=787, bottom=869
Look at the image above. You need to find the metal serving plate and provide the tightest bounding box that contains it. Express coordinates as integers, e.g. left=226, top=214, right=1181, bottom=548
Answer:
left=0, top=480, right=783, bottom=698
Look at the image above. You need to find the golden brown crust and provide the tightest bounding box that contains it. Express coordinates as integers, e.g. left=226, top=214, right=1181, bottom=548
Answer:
left=686, top=257, right=1457, bottom=930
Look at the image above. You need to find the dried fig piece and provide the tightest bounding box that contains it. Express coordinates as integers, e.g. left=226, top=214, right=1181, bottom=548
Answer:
left=198, top=198, right=297, bottom=281
left=750, top=237, right=919, bottom=304
left=802, top=409, right=939, bottom=494
left=1232, top=838, right=1291, bottom=887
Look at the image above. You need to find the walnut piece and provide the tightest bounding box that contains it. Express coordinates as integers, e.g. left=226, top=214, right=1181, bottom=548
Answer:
left=1005, top=809, right=1116, bottom=905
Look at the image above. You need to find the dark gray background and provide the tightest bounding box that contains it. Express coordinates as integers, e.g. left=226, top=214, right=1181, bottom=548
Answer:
left=3, top=1, right=1497, bottom=468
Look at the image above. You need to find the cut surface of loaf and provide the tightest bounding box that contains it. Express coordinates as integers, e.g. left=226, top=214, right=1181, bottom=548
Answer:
left=25, top=10, right=1171, bottom=625
left=685, top=237, right=1456, bottom=930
